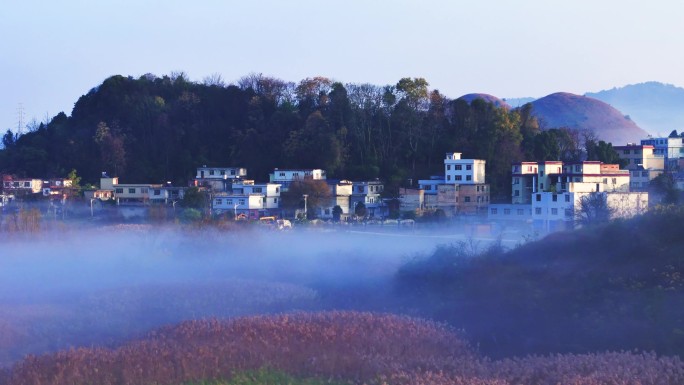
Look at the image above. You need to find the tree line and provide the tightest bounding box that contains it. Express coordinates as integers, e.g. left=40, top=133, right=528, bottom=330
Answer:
left=0, top=73, right=621, bottom=201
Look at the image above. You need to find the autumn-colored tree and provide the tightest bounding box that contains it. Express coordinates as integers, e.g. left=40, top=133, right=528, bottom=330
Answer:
left=280, top=179, right=331, bottom=219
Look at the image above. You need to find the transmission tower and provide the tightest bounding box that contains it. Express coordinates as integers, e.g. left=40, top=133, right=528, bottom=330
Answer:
left=16, top=103, right=25, bottom=135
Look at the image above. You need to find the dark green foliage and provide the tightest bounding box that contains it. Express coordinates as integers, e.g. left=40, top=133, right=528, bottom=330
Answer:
left=0, top=73, right=611, bottom=198
left=397, top=208, right=684, bottom=358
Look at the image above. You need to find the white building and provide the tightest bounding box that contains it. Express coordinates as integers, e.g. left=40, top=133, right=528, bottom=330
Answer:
left=230, top=180, right=281, bottom=210
left=269, top=168, right=326, bottom=191
left=195, top=166, right=247, bottom=192
left=418, top=152, right=489, bottom=215
left=212, top=194, right=268, bottom=220
left=443, top=152, right=486, bottom=184
left=2, top=178, right=43, bottom=194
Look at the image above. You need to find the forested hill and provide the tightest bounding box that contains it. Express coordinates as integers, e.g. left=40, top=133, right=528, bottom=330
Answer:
left=0, top=73, right=622, bottom=198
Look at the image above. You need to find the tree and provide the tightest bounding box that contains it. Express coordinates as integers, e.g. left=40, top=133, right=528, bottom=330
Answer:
left=585, top=139, right=625, bottom=167
left=94, top=122, right=126, bottom=176
left=332, top=205, right=343, bottom=222
left=181, top=187, right=208, bottom=210
left=649, top=173, right=679, bottom=205
left=354, top=201, right=367, bottom=218
left=575, top=193, right=613, bottom=227
left=280, top=179, right=331, bottom=219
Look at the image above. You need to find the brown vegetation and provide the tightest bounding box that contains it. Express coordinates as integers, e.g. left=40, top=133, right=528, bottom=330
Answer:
left=4, top=312, right=684, bottom=385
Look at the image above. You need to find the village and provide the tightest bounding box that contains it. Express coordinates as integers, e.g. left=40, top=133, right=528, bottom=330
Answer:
left=0, top=133, right=682, bottom=233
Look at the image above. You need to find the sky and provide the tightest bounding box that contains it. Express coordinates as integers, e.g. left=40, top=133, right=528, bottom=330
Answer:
left=1, top=0, right=683, bottom=133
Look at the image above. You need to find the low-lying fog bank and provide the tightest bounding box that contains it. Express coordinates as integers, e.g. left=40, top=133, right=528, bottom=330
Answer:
left=0, top=226, right=473, bottom=367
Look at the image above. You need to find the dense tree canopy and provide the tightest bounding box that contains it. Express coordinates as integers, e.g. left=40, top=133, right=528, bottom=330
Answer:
left=0, top=73, right=614, bottom=200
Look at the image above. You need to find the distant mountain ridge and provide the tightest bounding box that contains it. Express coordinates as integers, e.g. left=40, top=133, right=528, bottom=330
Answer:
left=585, top=81, right=684, bottom=136
left=529, top=92, right=649, bottom=144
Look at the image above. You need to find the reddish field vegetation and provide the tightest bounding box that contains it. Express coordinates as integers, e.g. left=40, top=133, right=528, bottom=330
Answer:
left=3, top=311, right=683, bottom=385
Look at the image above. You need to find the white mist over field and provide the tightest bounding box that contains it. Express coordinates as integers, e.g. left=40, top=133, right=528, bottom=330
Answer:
left=0, top=226, right=509, bottom=367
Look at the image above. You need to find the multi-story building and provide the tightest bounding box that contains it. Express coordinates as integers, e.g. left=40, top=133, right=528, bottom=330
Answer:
left=269, top=168, right=326, bottom=192
left=230, top=180, right=281, bottom=210
left=316, top=180, right=353, bottom=219
left=212, top=194, right=266, bottom=220
left=2, top=178, right=43, bottom=195
left=640, top=136, right=684, bottom=170
left=398, top=188, right=424, bottom=214
left=443, top=152, right=486, bottom=184
left=511, top=161, right=563, bottom=204
left=614, top=144, right=665, bottom=190
left=102, top=176, right=185, bottom=205
left=195, top=166, right=247, bottom=192
left=351, top=180, right=386, bottom=218
left=418, top=152, right=490, bottom=216
left=491, top=159, right=646, bottom=231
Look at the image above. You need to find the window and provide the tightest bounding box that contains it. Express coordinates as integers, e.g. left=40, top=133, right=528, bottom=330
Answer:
left=641, top=171, right=648, bottom=177
left=466, top=175, right=472, bottom=181
left=517, top=209, right=524, bottom=215
left=624, top=150, right=630, bottom=154
left=540, top=183, right=544, bottom=190
left=514, top=190, right=520, bottom=196
left=231, top=170, right=236, bottom=175
left=279, top=172, right=285, bottom=177
left=535, top=207, right=542, bottom=215
left=128, top=188, right=136, bottom=194
left=603, top=178, right=608, bottom=184
left=115, top=188, right=123, bottom=194
left=24, top=181, right=31, bottom=187
left=447, top=175, right=451, bottom=181
left=253, top=187, right=263, bottom=193
left=275, top=187, right=280, bottom=193
left=551, top=208, right=558, bottom=215
left=141, top=188, right=148, bottom=194
left=574, top=165, right=580, bottom=172
left=612, top=178, right=617, bottom=184
left=455, top=175, right=462, bottom=181
left=552, top=194, right=557, bottom=202
left=357, top=186, right=364, bottom=193
left=227, top=200, right=233, bottom=205
left=565, top=194, right=570, bottom=202
left=446, top=165, right=451, bottom=170
left=565, top=208, right=573, bottom=217
left=154, top=189, right=161, bottom=196
left=540, top=171, right=545, bottom=176
left=513, top=177, right=519, bottom=185
left=455, top=165, right=462, bottom=170
left=209, top=170, right=215, bottom=175
left=274, top=198, right=278, bottom=203
left=466, top=165, right=472, bottom=170
left=504, top=208, right=510, bottom=215
left=464, top=196, right=471, bottom=203
left=491, top=208, right=498, bottom=215
left=239, top=199, right=245, bottom=205
left=216, top=199, right=223, bottom=205
left=536, top=194, right=541, bottom=201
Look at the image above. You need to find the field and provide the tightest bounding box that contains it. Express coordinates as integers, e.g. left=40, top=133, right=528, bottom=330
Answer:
left=0, top=216, right=683, bottom=385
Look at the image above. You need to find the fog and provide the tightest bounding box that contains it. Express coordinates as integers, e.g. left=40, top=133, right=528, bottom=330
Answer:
left=0, top=225, right=522, bottom=367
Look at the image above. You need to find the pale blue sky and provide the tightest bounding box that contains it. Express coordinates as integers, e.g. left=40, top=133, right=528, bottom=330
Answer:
left=1, top=0, right=683, bottom=132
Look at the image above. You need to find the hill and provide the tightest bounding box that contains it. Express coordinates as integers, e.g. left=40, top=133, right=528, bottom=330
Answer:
left=586, top=81, right=684, bottom=136
left=457, top=93, right=510, bottom=108
left=530, top=92, right=649, bottom=144
left=397, top=206, right=684, bottom=358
